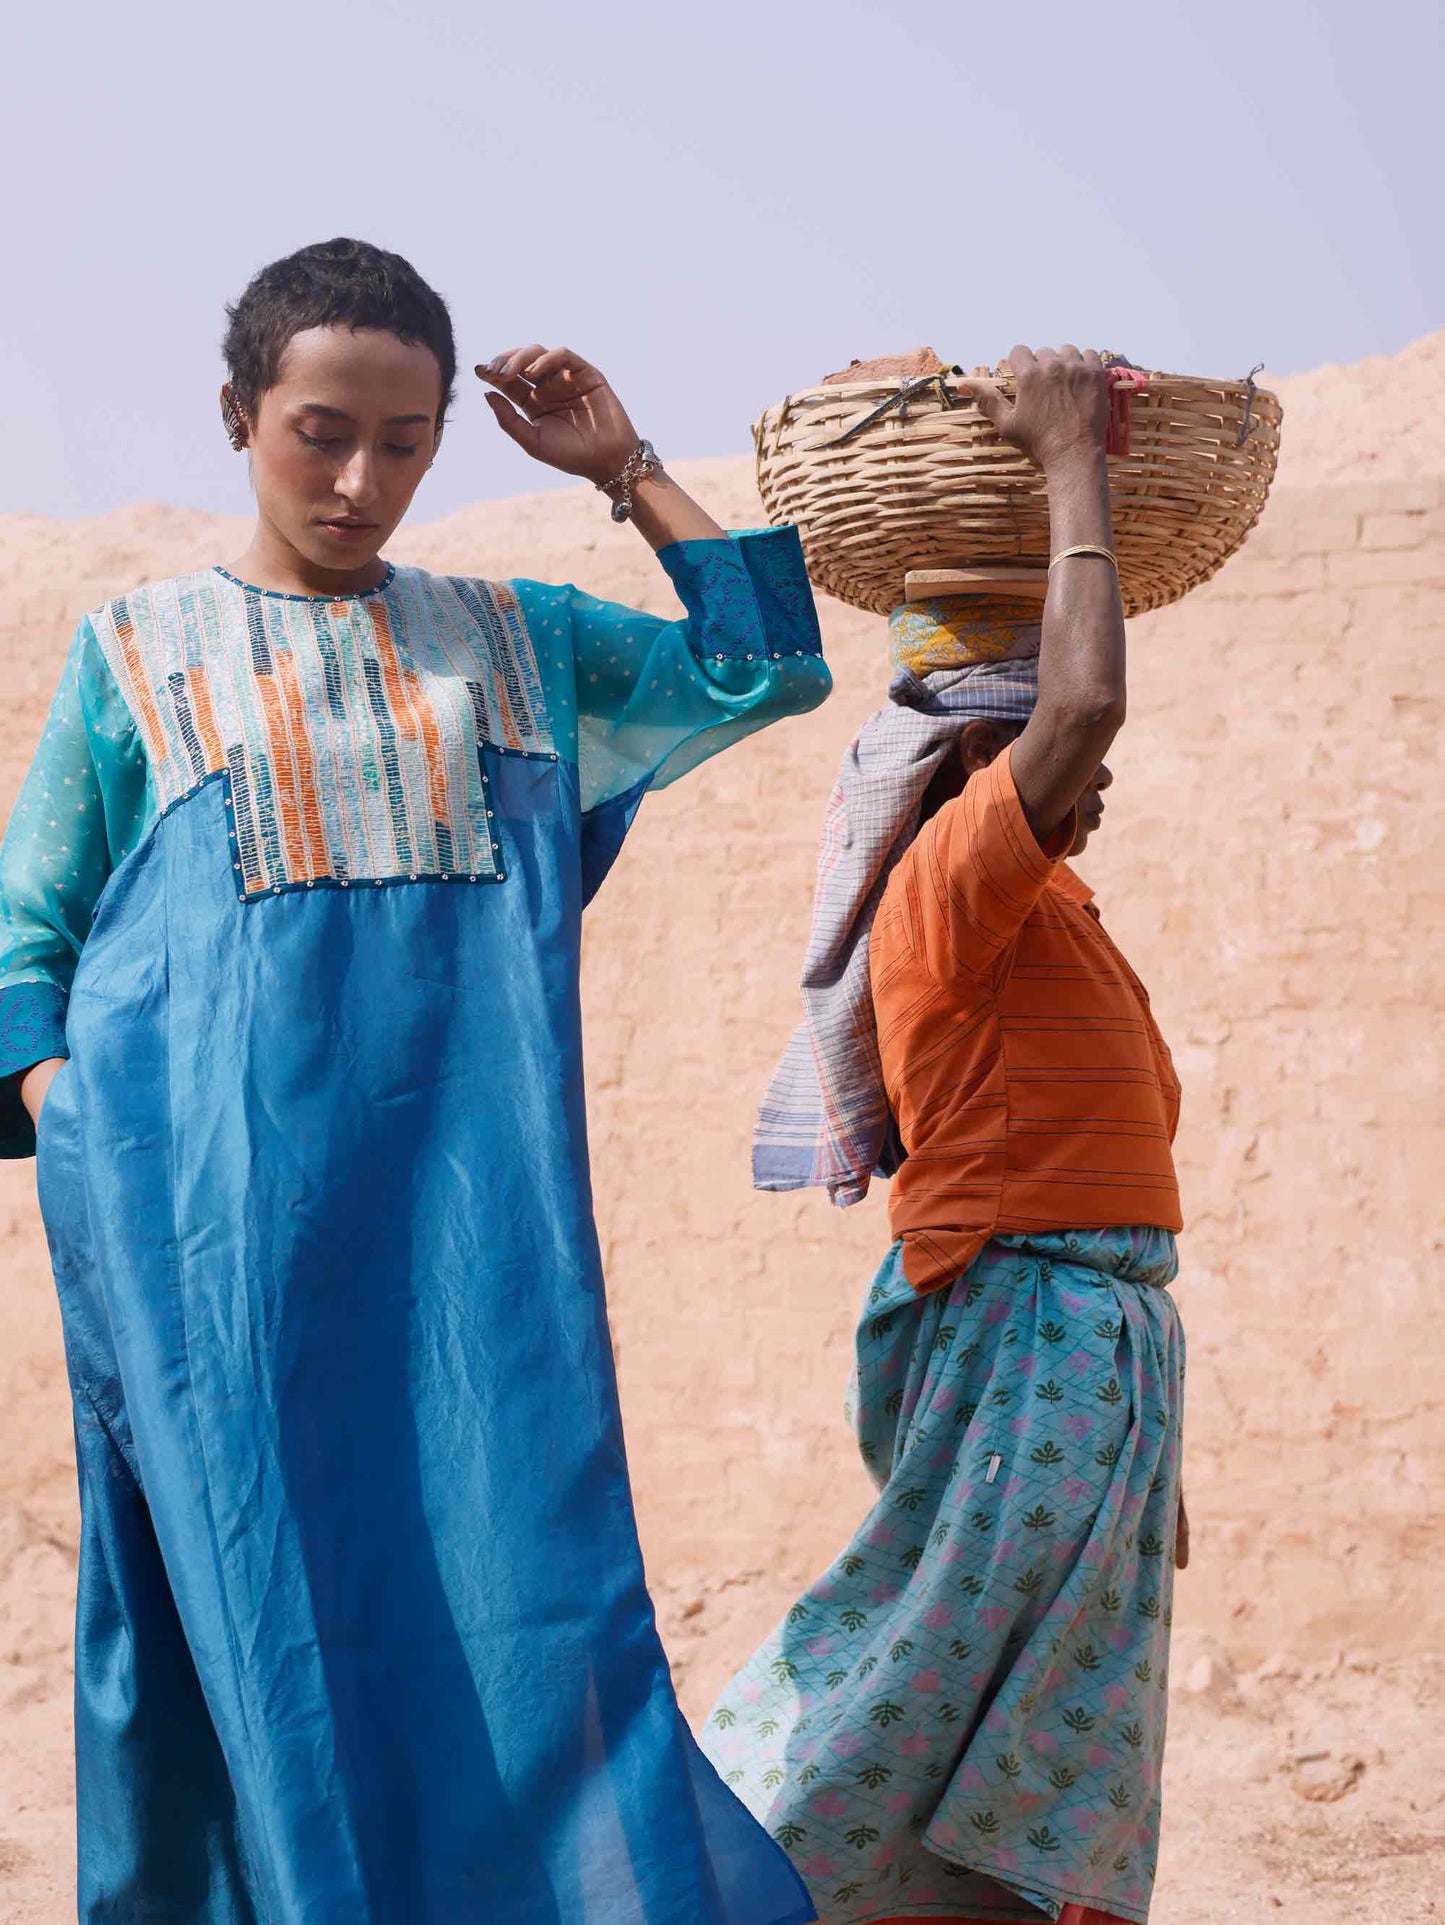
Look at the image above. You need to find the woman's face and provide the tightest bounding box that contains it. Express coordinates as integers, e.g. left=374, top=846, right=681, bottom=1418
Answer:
left=238, top=324, right=444, bottom=576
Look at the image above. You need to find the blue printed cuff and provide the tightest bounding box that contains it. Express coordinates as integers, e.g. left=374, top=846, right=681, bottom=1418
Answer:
left=656, top=526, right=823, bottom=665
left=0, top=981, right=68, bottom=1160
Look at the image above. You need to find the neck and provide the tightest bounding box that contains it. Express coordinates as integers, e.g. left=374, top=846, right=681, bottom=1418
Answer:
left=228, top=515, right=388, bottom=598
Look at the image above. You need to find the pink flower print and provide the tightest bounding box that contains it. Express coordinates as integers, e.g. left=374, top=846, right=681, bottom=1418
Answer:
left=869, top=1581, right=898, bottom=1606
left=740, top=1681, right=763, bottom=1705
left=888, top=1788, right=914, bottom=1813
left=898, top=1731, right=933, bottom=1757
left=1108, top=1625, right=1132, bottom=1655
left=1064, top=1414, right=1093, bottom=1442
left=910, top=1887, right=940, bottom=1906
left=800, top=1854, right=838, bottom=1880
left=1008, top=1414, right=1029, bottom=1438
left=1104, top=1682, right=1131, bottom=1711
left=969, top=1670, right=991, bottom=1692
left=992, top=1847, right=1020, bottom=1873
left=812, top=1791, right=850, bottom=1819
left=909, top=1668, right=942, bottom=1693
left=868, top=1523, right=898, bottom=1550
left=978, top=1606, right=1012, bottom=1632
left=1061, top=1476, right=1092, bottom=1505
left=1015, top=1791, right=1043, bottom=1817
left=983, top=1707, right=1009, bottom=1736
left=830, top=1731, right=865, bottom=1758
left=1071, top=1807, right=1100, bottom=1837
left=956, top=1763, right=988, bottom=1794
left=1060, top=1293, right=1086, bottom=1315
left=1000, top=1475, right=1027, bottom=1499
left=920, top=1602, right=954, bottom=1630
left=1026, top=1730, right=1058, bottom=1757
left=1063, top=1348, right=1095, bottom=1378
left=983, top=1299, right=1010, bottom=1325
left=806, top=1636, right=834, bottom=1659
left=1087, top=1744, right=1111, bottom=1771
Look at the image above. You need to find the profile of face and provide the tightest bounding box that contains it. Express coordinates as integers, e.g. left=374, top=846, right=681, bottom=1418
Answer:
left=223, top=324, right=444, bottom=579
left=939, top=720, right=1113, bottom=856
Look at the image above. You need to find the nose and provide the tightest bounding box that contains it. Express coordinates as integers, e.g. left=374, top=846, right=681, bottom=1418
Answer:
left=1095, top=762, right=1114, bottom=793
left=334, top=447, right=381, bottom=511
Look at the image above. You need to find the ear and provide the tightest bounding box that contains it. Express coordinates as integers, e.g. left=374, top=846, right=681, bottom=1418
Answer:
left=958, top=719, right=1008, bottom=777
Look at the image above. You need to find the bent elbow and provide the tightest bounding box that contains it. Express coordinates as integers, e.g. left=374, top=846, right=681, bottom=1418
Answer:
left=1081, top=689, right=1127, bottom=738
left=1043, top=686, right=1126, bottom=750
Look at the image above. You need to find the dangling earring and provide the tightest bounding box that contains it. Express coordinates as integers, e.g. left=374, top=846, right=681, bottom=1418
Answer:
left=221, top=388, right=248, bottom=452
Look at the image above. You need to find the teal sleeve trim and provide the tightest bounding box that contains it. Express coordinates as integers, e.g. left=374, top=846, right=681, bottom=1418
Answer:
left=0, top=981, right=68, bottom=1158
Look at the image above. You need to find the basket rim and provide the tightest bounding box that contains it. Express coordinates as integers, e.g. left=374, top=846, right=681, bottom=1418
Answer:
left=767, top=367, right=1281, bottom=406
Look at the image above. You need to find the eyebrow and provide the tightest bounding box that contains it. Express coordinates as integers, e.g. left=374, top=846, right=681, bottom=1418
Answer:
left=297, top=403, right=433, bottom=426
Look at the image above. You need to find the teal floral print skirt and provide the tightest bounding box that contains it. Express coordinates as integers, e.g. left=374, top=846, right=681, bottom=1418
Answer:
left=701, top=1229, right=1185, bottom=1925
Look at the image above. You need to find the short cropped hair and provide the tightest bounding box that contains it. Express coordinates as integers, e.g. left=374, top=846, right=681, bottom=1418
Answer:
left=223, top=238, right=456, bottom=422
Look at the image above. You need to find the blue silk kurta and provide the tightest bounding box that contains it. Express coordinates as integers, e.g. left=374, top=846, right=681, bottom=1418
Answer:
left=0, top=533, right=829, bottom=1924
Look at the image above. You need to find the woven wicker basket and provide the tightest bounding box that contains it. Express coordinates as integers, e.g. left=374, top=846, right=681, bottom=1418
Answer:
left=752, top=364, right=1282, bottom=618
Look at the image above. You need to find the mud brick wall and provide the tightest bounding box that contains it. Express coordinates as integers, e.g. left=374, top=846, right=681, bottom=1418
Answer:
left=0, top=464, right=1440, bottom=1732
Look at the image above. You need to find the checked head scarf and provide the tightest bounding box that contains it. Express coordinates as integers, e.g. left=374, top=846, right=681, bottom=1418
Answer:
left=752, top=601, right=1042, bottom=1206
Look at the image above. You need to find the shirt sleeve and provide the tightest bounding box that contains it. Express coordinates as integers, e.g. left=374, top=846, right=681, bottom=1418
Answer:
left=0, top=617, right=151, bottom=1156
left=559, top=524, right=830, bottom=898
left=892, top=741, right=1075, bottom=984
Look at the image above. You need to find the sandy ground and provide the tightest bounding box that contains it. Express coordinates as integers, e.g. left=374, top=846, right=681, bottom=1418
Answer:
left=4, top=1648, right=1440, bottom=1922
left=1, top=337, right=1442, bottom=1921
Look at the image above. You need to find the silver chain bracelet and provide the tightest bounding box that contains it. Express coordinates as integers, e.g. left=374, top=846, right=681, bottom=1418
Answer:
left=596, top=440, right=661, bottom=523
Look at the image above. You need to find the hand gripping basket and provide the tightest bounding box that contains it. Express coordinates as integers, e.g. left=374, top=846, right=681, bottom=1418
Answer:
left=751, top=362, right=1283, bottom=618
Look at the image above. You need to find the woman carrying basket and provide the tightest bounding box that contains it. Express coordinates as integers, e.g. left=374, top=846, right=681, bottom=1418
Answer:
left=0, top=237, right=829, bottom=1924
left=708, top=345, right=1187, bottom=1925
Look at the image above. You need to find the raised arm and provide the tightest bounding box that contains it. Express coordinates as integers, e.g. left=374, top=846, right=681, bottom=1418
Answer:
left=479, top=344, right=830, bottom=898
left=962, top=345, right=1125, bottom=845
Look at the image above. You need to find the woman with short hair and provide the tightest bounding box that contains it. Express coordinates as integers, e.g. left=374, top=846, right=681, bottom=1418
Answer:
left=0, top=236, right=828, bottom=1924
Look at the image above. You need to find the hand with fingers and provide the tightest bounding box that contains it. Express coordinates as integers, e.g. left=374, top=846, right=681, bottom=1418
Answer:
left=476, top=346, right=641, bottom=487
left=959, top=344, right=1111, bottom=474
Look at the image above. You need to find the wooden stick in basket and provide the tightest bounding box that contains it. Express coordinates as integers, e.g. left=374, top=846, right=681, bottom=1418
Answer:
left=905, top=567, right=1050, bottom=602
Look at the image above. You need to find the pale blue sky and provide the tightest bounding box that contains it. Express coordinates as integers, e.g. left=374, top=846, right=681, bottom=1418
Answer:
left=2, top=0, right=1439, bottom=520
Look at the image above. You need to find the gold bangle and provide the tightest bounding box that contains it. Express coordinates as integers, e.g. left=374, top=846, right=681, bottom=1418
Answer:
left=1048, top=543, right=1118, bottom=573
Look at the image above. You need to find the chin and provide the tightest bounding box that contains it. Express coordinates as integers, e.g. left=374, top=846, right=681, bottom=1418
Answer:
left=302, top=530, right=386, bottom=573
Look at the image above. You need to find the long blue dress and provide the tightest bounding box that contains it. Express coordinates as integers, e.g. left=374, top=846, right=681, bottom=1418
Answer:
left=0, top=533, right=829, bottom=1924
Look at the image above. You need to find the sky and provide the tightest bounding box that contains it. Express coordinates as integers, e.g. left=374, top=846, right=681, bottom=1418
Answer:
left=1, top=0, right=1439, bottom=522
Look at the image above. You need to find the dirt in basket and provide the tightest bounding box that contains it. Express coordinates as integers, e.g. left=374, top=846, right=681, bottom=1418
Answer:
left=822, top=347, right=948, bottom=384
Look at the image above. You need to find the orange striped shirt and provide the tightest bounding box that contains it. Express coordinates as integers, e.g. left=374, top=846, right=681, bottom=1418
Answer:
left=870, top=743, right=1182, bottom=1294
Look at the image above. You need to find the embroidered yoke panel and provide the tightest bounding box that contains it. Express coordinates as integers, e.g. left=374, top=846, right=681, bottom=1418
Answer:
left=88, top=567, right=555, bottom=900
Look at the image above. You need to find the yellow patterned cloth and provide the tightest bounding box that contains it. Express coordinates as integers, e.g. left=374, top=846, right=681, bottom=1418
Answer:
left=889, top=598, right=1042, bottom=676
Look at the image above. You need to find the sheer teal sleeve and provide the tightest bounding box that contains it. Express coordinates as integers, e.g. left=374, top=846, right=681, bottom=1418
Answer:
left=566, top=525, right=830, bottom=818
left=0, top=617, right=152, bottom=1155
